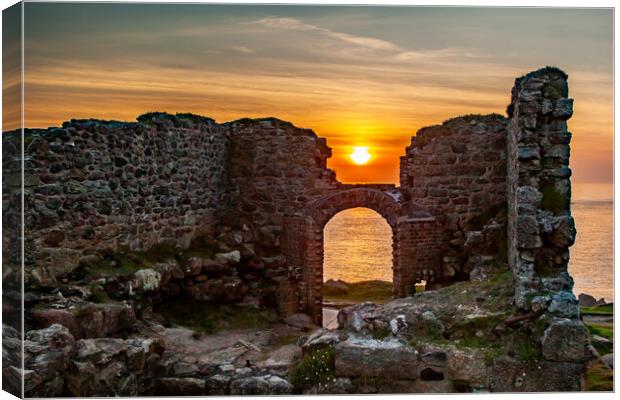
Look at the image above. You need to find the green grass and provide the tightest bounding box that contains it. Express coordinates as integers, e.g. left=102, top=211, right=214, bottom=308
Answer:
left=585, top=359, right=614, bottom=391
left=323, top=280, right=395, bottom=304
left=156, top=297, right=279, bottom=334
left=514, top=336, right=541, bottom=362
left=290, top=348, right=335, bottom=390
left=581, top=304, right=613, bottom=316
left=587, top=324, right=613, bottom=341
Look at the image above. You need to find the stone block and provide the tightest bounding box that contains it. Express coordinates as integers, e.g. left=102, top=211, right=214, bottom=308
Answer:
left=335, top=335, right=420, bottom=380
left=541, top=319, right=588, bottom=362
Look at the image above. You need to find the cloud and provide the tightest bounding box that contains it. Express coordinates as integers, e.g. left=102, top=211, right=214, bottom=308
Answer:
left=251, top=16, right=398, bottom=52
left=231, top=46, right=256, bottom=54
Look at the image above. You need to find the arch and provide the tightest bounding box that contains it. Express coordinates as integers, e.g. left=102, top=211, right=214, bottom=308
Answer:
left=307, top=188, right=402, bottom=229
left=279, top=186, right=438, bottom=324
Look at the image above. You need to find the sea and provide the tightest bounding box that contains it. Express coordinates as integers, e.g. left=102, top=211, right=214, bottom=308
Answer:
left=323, top=183, right=614, bottom=302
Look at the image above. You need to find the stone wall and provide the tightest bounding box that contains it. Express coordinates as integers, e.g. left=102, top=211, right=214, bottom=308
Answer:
left=5, top=113, right=231, bottom=288
left=400, top=114, right=508, bottom=284
left=506, top=67, right=586, bottom=368
left=225, top=117, right=338, bottom=229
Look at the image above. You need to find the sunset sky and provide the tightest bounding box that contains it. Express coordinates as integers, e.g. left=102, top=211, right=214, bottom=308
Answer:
left=4, top=4, right=613, bottom=184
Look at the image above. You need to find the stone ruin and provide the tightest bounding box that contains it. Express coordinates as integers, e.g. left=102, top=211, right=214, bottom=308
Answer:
left=2, top=67, right=590, bottom=395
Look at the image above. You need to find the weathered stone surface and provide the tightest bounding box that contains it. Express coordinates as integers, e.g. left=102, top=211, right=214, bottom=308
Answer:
left=541, top=319, right=588, bottom=362
left=155, top=377, right=205, bottom=396
left=602, top=353, right=613, bottom=369
left=229, top=375, right=293, bottom=395
left=445, top=347, right=487, bottom=384
left=488, top=357, right=583, bottom=392
left=334, top=335, right=419, bottom=380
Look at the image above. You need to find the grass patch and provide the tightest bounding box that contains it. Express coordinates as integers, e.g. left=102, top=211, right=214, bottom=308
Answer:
left=514, top=336, right=541, bottom=361
left=323, top=280, right=394, bottom=304
left=587, top=324, right=613, bottom=341
left=290, top=347, right=335, bottom=390
left=455, top=336, right=489, bottom=349
left=84, top=245, right=179, bottom=279
left=581, top=304, right=613, bottom=316
left=585, top=359, right=614, bottom=391
left=156, top=296, right=278, bottom=334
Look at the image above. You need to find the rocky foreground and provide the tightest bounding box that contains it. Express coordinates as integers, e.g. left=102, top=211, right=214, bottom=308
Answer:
left=3, top=267, right=612, bottom=395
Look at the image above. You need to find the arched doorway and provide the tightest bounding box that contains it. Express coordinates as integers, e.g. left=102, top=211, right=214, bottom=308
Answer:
left=304, top=188, right=401, bottom=324
left=280, top=187, right=439, bottom=324
left=323, top=207, right=394, bottom=328
left=324, top=207, right=393, bottom=283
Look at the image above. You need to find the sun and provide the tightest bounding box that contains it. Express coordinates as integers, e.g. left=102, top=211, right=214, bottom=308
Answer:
left=350, top=146, right=372, bottom=165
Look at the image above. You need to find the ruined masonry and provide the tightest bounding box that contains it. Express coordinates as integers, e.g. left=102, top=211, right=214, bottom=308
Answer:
left=2, top=67, right=586, bottom=394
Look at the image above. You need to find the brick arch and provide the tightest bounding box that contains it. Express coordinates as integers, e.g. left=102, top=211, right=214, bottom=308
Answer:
left=293, top=187, right=436, bottom=324
left=307, top=188, right=402, bottom=229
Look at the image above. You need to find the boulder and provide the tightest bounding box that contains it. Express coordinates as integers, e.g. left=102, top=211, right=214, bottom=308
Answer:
left=547, top=291, right=579, bottom=319
left=229, top=375, right=293, bottom=395
left=132, top=269, right=162, bottom=292
left=300, top=329, right=341, bottom=356
left=337, top=302, right=378, bottom=331
left=488, top=357, right=583, bottom=392
left=284, top=313, right=317, bottom=331
left=445, top=347, right=487, bottom=384
left=75, top=338, right=127, bottom=365
left=602, top=353, right=613, bottom=369
left=23, top=324, right=76, bottom=397
left=206, top=374, right=231, bottom=395
left=334, top=335, right=419, bottom=380
left=155, top=377, right=205, bottom=396
left=541, top=319, right=588, bottom=362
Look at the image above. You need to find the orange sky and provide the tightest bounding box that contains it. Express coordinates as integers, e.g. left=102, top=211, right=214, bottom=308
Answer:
left=3, top=4, right=613, bottom=184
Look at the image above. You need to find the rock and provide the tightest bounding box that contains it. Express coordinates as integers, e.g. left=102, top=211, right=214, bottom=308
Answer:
left=300, top=329, right=341, bottom=356
left=552, top=98, right=574, bottom=120
left=541, top=319, right=588, bottom=362
left=206, top=374, right=231, bottom=395
left=215, top=250, right=241, bottom=264
left=488, top=357, right=583, bottom=392
left=445, top=347, right=487, bottom=384
left=23, top=324, right=76, bottom=397
left=132, top=269, right=162, bottom=292
left=602, top=353, right=613, bottom=369
left=284, top=313, right=317, bottom=331
left=334, top=335, right=419, bottom=380
left=591, top=335, right=613, bottom=353
left=156, top=377, right=205, bottom=396
left=547, top=291, right=579, bottom=318
left=229, top=375, right=293, bottom=395
left=389, top=315, right=408, bottom=335
left=530, top=295, right=551, bottom=313
left=75, top=338, right=127, bottom=364
left=577, top=293, right=597, bottom=307
left=261, top=255, right=286, bottom=268
left=337, top=302, right=378, bottom=331
left=172, top=361, right=199, bottom=377
left=324, top=279, right=349, bottom=295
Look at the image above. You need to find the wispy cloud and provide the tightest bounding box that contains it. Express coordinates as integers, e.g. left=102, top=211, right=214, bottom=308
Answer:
left=231, top=45, right=256, bottom=54
left=251, top=16, right=399, bottom=52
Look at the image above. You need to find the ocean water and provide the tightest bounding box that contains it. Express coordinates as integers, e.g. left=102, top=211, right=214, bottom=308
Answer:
left=323, top=183, right=614, bottom=301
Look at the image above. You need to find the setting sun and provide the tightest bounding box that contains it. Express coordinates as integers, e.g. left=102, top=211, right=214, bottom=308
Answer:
left=350, top=146, right=372, bottom=165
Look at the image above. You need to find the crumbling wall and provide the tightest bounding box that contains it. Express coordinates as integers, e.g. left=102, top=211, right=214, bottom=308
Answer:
left=226, top=117, right=338, bottom=226
left=506, top=67, right=586, bottom=365
left=400, top=114, right=508, bottom=284
left=6, top=113, right=231, bottom=288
